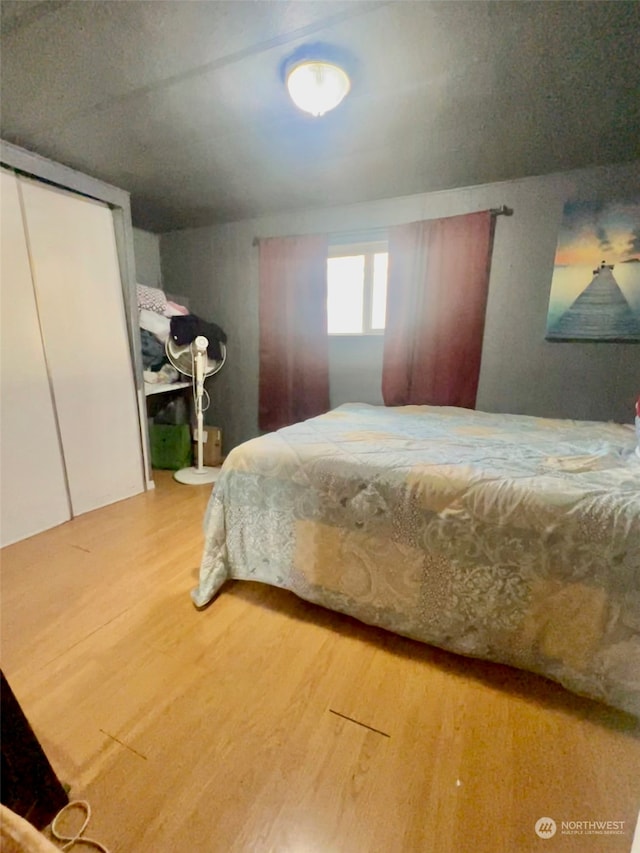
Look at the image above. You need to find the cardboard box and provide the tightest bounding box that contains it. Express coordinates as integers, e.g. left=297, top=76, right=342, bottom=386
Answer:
left=201, top=426, right=222, bottom=466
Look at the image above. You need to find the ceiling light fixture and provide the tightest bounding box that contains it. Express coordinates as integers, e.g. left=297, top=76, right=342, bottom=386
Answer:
left=286, top=59, right=351, bottom=117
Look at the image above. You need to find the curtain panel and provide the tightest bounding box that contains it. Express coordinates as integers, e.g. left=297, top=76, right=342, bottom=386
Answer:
left=258, top=235, right=330, bottom=431
left=382, top=210, right=494, bottom=409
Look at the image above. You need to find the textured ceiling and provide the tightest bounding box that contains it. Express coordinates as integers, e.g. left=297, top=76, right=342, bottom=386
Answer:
left=1, top=0, right=639, bottom=232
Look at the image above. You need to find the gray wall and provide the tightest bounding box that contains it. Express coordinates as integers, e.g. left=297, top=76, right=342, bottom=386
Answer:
left=161, top=162, right=640, bottom=454
left=329, top=335, right=384, bottom=409
left=133, top=227, right=162, bottom=288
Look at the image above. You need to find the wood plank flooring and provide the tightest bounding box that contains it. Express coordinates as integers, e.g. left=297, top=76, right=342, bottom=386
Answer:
left=1, top=471, right=638, bottom=852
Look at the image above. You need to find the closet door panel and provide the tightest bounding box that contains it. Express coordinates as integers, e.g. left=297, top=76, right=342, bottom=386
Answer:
left=19, top=178, right=144, bottom=516
left=0, top=170, right=71, bottom=546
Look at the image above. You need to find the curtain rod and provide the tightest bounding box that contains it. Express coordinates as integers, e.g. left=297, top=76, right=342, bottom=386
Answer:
left=252, top=206, right=514, bottom=246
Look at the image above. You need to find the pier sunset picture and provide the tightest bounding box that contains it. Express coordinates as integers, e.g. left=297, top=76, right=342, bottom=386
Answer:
left=546, top=198, right=640, bottom=341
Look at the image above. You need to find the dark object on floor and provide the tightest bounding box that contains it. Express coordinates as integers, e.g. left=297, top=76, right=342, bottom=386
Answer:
left=1, top=670, right=68, bottom=829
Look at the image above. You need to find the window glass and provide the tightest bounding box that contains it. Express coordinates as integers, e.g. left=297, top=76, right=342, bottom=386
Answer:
left=371, top=253, right=388, bottom=330
left=327, top=255, right=365, bottom=334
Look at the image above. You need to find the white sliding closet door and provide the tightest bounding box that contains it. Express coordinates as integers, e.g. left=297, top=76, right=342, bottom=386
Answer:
left=19, top=177, right=144, bottom=516
left=0, top=170, right=71, bottom=546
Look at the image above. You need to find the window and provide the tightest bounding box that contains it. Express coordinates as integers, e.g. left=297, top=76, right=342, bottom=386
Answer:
left=327, top=242, right=388, bottom=334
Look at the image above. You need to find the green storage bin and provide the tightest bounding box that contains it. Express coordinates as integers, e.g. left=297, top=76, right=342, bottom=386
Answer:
left=149, top=424, right=192, bottom=470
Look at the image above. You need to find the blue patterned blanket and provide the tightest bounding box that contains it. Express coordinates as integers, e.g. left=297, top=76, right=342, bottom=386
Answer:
left=193, top=404, right=640, bottom=715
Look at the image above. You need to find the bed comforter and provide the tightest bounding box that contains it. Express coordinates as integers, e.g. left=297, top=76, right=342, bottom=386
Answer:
left=192, top=403, right=640, bottom=715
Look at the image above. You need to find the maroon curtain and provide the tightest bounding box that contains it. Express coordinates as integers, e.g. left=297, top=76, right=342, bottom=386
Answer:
left=259, top=235, right=330, bottom=431
left=382, top=210, right=494, bottom=409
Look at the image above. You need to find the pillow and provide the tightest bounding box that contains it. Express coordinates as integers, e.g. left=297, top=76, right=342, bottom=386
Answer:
left=164, top=300, right=189, bottom=317
left=139, top=308, right=170, bottom=342
left=137, top=283, right=167, bottom=314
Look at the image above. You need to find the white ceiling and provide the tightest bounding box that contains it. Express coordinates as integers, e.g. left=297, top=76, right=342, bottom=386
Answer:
left=2, top=0, right=638, bottom=232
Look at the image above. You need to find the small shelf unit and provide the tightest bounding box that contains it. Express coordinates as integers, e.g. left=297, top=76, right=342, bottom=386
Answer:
left=144, top=381, right=191, bottom=397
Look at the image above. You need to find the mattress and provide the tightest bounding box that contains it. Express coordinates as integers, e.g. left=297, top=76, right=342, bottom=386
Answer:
left=192, top=403, right=640, bottom=715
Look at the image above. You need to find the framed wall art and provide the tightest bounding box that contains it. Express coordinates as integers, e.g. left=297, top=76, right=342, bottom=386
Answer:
left=546, top=198, right=640, bottom=342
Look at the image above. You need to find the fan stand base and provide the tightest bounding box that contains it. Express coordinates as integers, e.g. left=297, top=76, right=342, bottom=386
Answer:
left=173, top=466, right=222, bottom=486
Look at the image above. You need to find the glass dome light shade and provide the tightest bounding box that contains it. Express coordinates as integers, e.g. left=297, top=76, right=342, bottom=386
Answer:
left=286, top=60, right=351, bottom=117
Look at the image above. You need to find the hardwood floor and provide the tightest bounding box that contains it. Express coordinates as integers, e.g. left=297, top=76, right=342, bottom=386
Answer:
left=1, top=471, right=638, bottom=852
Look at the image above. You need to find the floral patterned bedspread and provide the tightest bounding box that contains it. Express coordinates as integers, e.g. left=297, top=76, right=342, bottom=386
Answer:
left=192, top=403, right=640, bottom=715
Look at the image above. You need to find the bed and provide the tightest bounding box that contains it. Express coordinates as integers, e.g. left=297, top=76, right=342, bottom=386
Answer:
left=192, top=403, right=640, bottom=716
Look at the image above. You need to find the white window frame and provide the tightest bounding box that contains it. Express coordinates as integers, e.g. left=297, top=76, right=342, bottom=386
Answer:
left=327, top=240, right=389, bottom=336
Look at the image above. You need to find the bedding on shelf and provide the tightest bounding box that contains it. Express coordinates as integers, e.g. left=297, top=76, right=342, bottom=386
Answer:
left=192, top=403, right=640, bottom=715
left=138, top=284, right=185, bottom=385
left=137, top=283, right=227, bottom=384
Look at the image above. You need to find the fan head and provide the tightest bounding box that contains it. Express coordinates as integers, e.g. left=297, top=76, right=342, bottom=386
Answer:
left=165, top=337, right=226, bottom=377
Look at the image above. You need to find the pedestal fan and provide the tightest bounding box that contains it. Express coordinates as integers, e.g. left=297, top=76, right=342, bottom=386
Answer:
left=165, top=335, right=226, bottom=485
